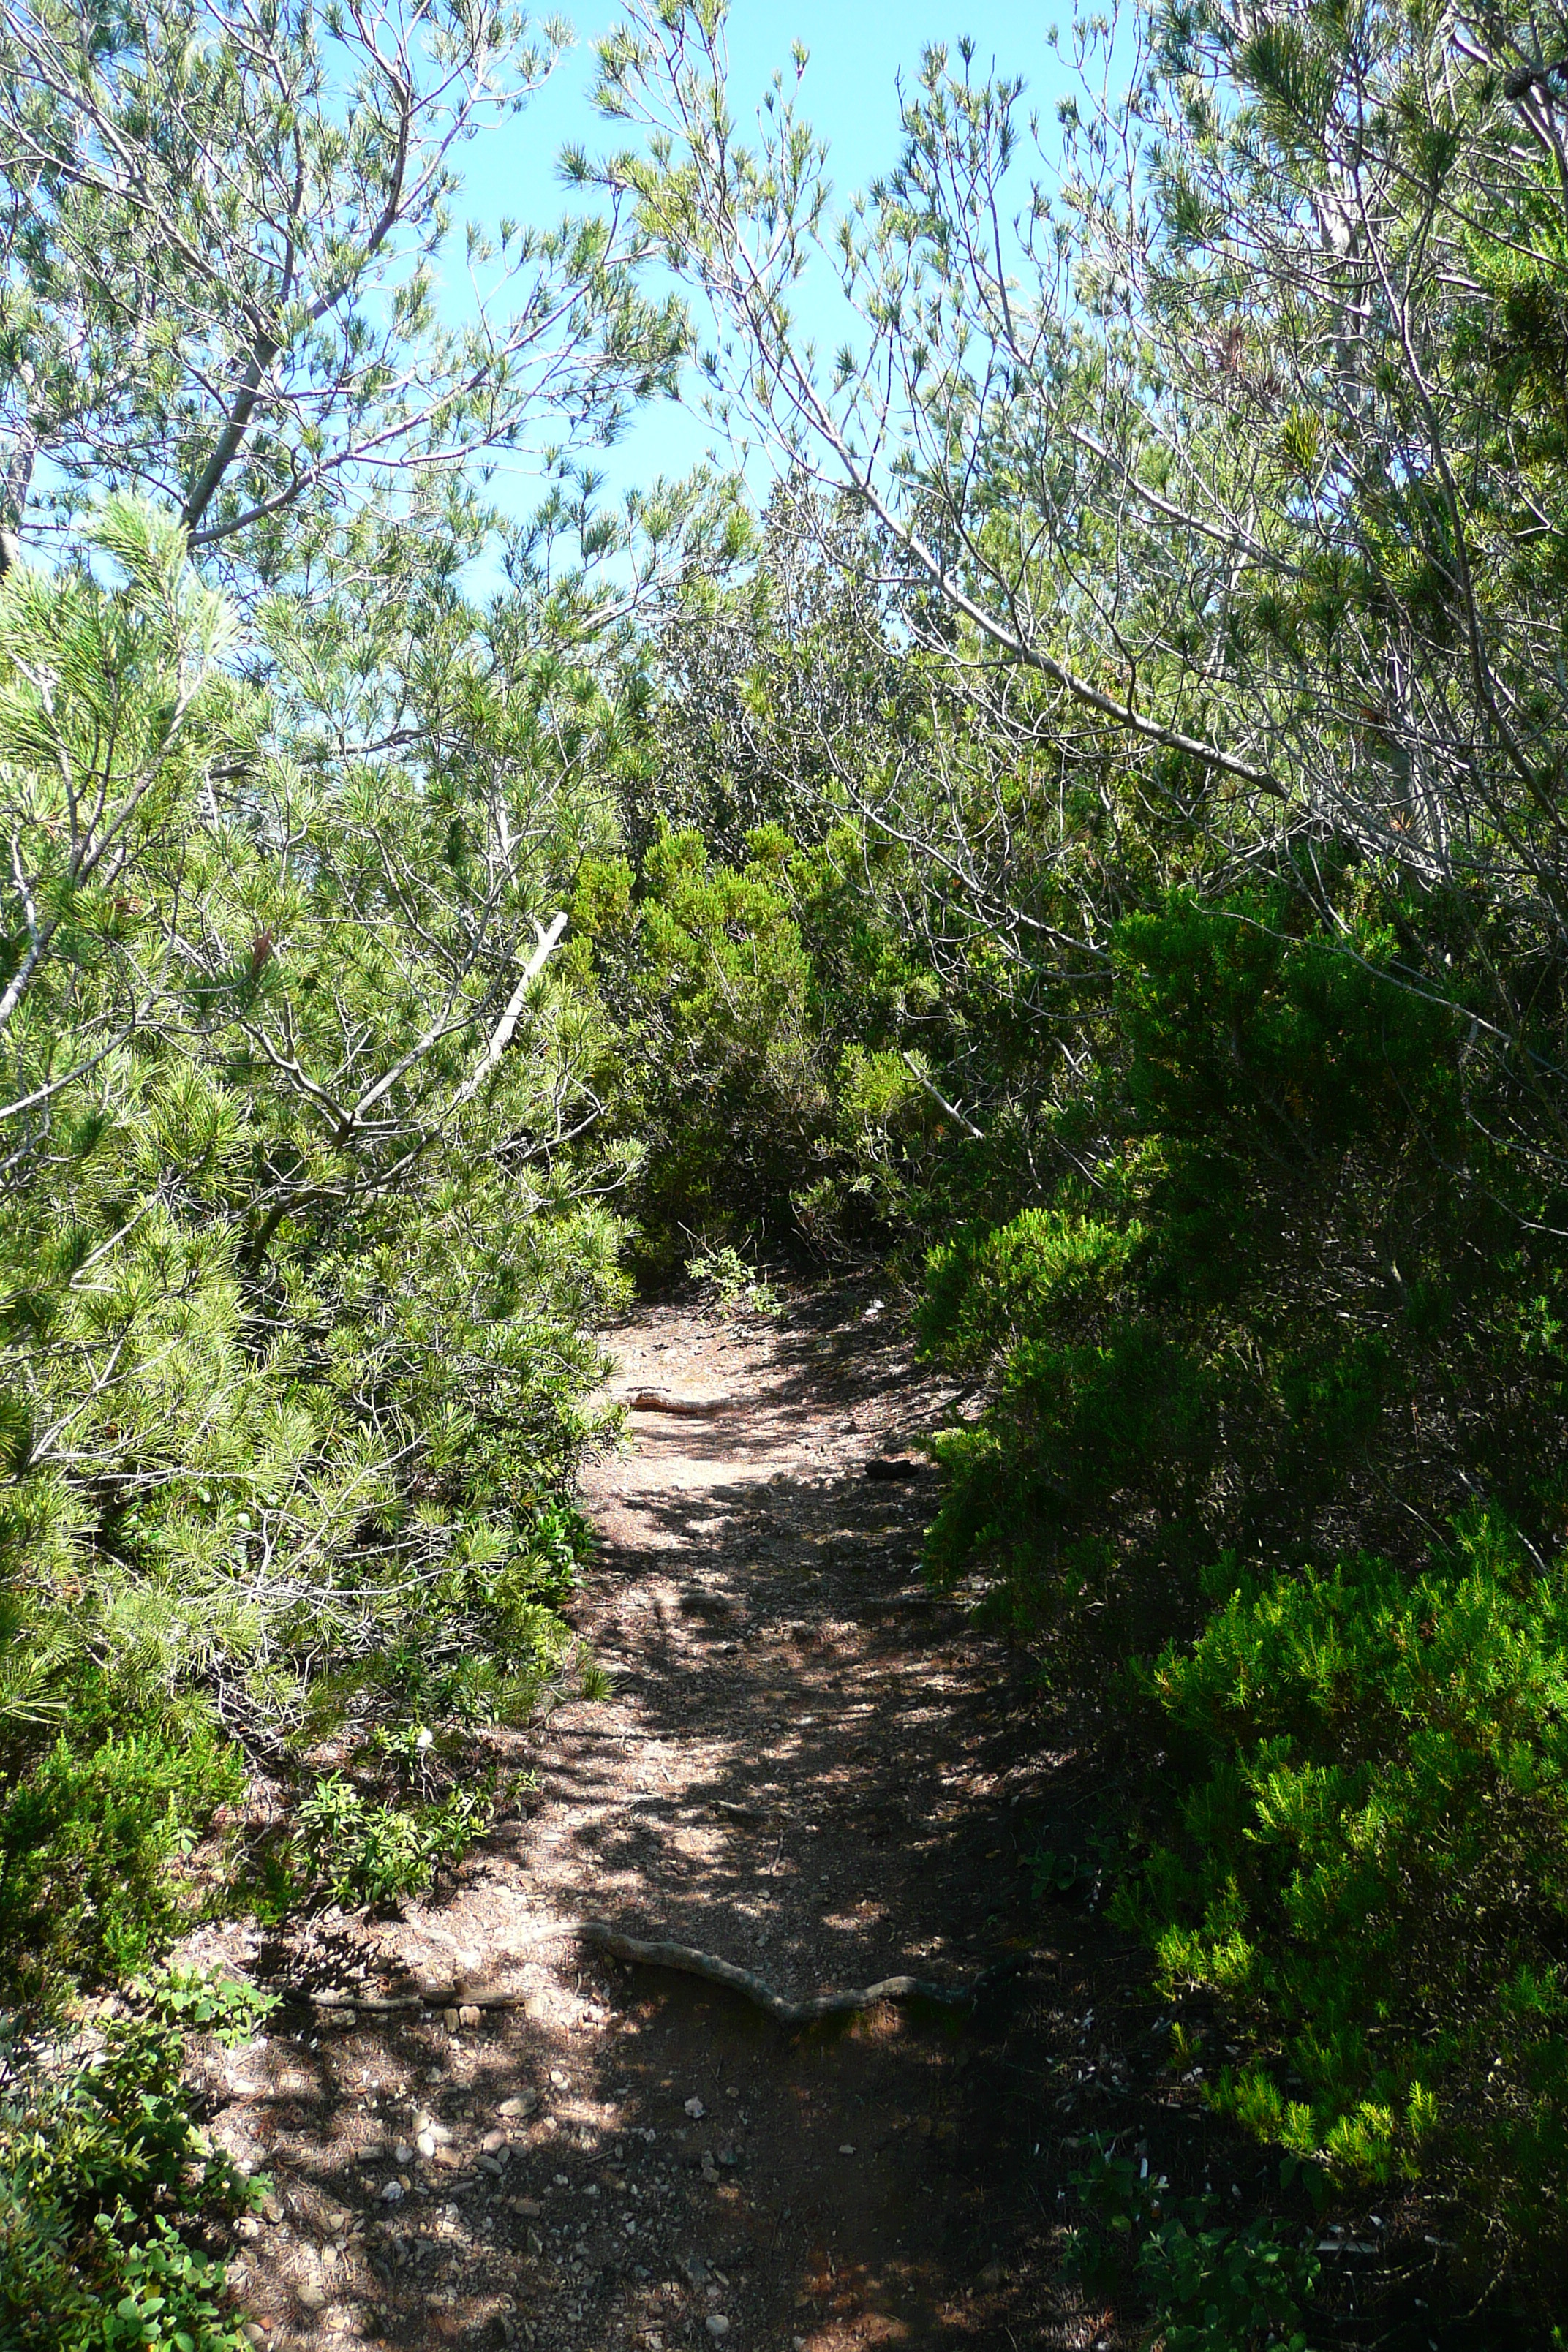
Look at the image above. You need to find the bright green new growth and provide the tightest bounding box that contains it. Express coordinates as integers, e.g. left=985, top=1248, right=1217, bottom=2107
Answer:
left=1121, top=1515, right=1568, bottom=2231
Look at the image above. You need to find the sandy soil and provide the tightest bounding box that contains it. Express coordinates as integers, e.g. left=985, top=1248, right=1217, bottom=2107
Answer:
left=181, top=1278, right=1174, bottom=2352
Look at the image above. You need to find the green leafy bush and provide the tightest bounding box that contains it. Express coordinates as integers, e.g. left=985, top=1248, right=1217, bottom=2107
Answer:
left=1117, top=1513, right=1568, bottom=2250
left=0, top=1719, right=243, bottom=2001
left=0, top=1972, right=272, bottom=2351
left=685, top=1243, right=783, bottom=1317
left=295, top=1771, right=493, bottom=1907
left=1066, top=2143, right=1320, bottom=2352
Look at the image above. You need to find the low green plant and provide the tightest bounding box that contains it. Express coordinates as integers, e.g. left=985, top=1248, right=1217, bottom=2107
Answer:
left=684, top=1243, right=783, bottom=1319
left=0, top=1972, right=272, bottom=2351
left=1026, top=1834, right=1112, bottom=1907
left=1066, top=2142, right=1320, bottom=2352
left=133, top=1967, right=276, bottom=2047
left=577, top=1655, right=613, bottom=1703
left=0, top=1716, right=244, bottom=2002
left=295, top=1771, right=493, bottom=1907
left=1117, top=1511, right=1568, bottom=2254
left=521, top=1498, right=596, bottom=1599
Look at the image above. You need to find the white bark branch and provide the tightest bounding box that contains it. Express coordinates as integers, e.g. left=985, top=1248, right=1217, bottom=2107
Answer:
left=453, top=911, right=568, bottom=1109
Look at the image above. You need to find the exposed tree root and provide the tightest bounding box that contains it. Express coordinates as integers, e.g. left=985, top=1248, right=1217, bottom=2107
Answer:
left=295, top=1920, right=1036, bottom=2027
left=576, top=1923, right=1035, bottom=2023
left=625, top=1391, right=734, bottom=1416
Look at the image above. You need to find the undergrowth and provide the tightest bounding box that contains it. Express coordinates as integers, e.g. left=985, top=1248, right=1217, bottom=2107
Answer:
left=1066, top=2142, right=1321, bottom=2352
left=0, top=1970, right=275, bottom=2351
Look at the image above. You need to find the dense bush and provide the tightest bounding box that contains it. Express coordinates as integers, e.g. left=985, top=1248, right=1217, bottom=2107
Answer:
left=568, top=828, right=842, bottom=1265
left=910, top=883, right=1568, bottom=2279
left=0, top=508, right=623, bottom=2006
left=916, top=889, right=1568, bottom=1631
left=0, top=1712, right=241, bottom=2003
left=1118, top=1515, right=1568, bottom=2256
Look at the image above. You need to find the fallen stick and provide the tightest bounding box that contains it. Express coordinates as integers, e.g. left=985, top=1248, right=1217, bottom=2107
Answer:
left=625, top=1390, right=734, bottom=1417
left=290, top=1921, right=1036, bottom=2027
left=578, top=1924, right=1033, bottom=2024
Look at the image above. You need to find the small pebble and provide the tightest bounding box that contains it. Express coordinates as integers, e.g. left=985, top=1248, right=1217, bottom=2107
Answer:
left=296, top=2281, right=326, bottom=2311
left=684, top=2096, right=706, bottom=2119
left=705, top=2320, right=730, bottom=2340
left=458, top=2004, right=481, bottom=2029
left=379, top=2181, right=404, bottom=2204
left=838, top=2144, right=855, bottom=2155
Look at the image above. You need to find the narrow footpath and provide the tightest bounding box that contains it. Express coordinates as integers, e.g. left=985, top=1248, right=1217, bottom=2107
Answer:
left=192, top=1280, right=1155, bottom=2352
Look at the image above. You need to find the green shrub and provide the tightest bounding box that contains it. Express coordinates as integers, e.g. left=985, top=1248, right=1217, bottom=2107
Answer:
left=685, top=1243, right=783, bottom=1318
left=295, top=1771, right=492, bottom=1907
left=1117, top=1512, right=1568, bottom=2254
left=911, top=889, right=1568, bottom=1639
left=0, top=1721, right=243, bottom=2001
left=1066, top=2143, right=1320, bottom=2352
left=923, top=1317, right=1219, bottom=1642
left=568, top=830, right=836, bottom=1267
left=918, top=1208, right=1144, bottom=1369
left=0, top=1972, right=272, bottom=2351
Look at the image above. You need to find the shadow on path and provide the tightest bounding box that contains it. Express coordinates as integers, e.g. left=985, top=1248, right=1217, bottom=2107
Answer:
left=192, top=1283, right=1188, bottom=2352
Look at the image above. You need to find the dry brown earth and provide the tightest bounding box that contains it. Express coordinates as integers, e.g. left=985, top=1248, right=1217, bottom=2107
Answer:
left=178, top=1278, right=1181, bottom=2352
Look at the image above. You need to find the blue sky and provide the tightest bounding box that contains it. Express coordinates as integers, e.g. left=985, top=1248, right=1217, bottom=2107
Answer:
left=456, top=1, right=1078, bottom=515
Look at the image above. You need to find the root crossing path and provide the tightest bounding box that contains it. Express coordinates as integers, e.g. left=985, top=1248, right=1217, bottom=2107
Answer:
left=196, top=1283, right=1114, bottom=2352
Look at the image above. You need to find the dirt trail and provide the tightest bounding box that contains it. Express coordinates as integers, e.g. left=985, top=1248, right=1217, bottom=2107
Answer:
left=195, top=1281, right=1137, bottom=2352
